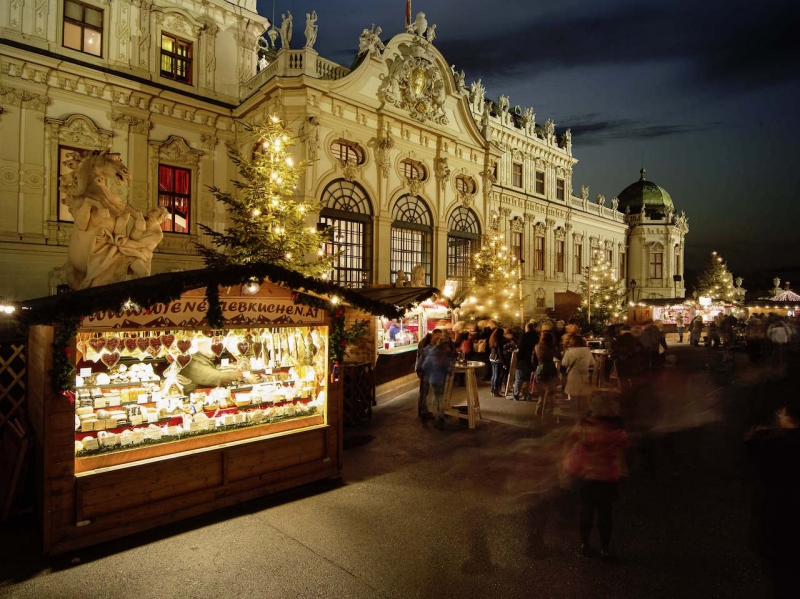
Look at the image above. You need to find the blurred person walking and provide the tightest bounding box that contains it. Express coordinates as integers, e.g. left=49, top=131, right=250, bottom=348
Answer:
left=422, top=337, right=454, bottom=429
left=415, top=328, right=442, bottom=420
left=532, top=331, right=561, bottom=415
left=488, top=324, right=506, bottom=397
left=513, top=323, right=539, bottom=401
left=561, top=334, right=595, bottom=414
left=563, top=394, right=629, bottom=558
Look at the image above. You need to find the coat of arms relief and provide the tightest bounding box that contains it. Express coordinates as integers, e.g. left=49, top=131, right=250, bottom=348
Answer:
left=378, top=39, right=448, bottom=125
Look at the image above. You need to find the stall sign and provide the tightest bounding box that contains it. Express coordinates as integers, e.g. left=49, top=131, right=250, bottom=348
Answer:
left=80, top=297, right=325, bottom=331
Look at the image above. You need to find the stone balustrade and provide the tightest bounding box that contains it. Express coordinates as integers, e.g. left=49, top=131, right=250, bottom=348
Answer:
left=242, top=48, right=350, bottom=99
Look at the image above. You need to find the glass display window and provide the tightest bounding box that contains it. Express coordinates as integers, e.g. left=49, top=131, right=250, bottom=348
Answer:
left=73, top=325, right=329, bottom=472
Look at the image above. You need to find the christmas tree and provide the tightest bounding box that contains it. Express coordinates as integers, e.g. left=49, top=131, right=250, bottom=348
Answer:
left=453, top=215, right=522, bottom=324
left=198, top=115, right=335, bottom=277
left=694, top=251, right=738, bottom=302
left=574, top=248, right=627, bottom=335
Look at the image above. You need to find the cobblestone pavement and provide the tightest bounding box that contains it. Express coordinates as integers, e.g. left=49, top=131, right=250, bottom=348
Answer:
left=0, top=344, right=788, bottom=599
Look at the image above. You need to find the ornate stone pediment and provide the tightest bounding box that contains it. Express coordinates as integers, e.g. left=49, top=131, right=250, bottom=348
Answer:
left=46, top=114, right=113, bottom=148
left=511, top=216, right=525, bottom=232
left=554, top=227, right=566, bottom=241
left=340, top=157, right=361, bottom=182
left=378, top=39, right=448, bottom=125
left=533, top=221, right=546, bottom=236
left=150, top=135, right=203, bottom=166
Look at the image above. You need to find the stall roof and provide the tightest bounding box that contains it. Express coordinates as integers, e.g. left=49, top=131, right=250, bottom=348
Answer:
left=745, top=299, right=800, bottom=309
left=633, top=297, right=692, bottom=307
left=356, top=286, right=439, bottom=308
left=18, top=263, right=434, bottom=325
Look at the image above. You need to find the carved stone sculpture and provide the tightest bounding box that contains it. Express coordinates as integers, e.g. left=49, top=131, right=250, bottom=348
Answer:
left=665, top=206, right=674, bottom=223
left=302, top=116, right=320, bottom=161
left=424, top=24, right=437, bottom=43
left=611, top=196, right=619, bottom=211
left=395, top=270, right=408, bottom=287
left=469, top=79, right=485, bottom=113
left=564, top=128, right=572, bottom=154
left=410, top=265, right=426, bottom=287
left=452, top=67, right=465, bottom=92
left=60, top=150, right=165, bottom=290
left=358, top=24, right=385, bottom=56
left=596, top=194, right=606, bottom=207
left=279, top=12, right=293, bottom=49
left=580, top=185, right=589, bottom=201
left=545, top=118, right=555, bottom=139
left=407, top=12, right=428, bottom=36
left=370, top=121, right=394, bottom=178
left=434, top=157, right=451, bottom=191
left=304, top=11, right=318, bottom=49
left=257, top=55, right=268, bottom=72
left=522, top=107, right=535, bottom=135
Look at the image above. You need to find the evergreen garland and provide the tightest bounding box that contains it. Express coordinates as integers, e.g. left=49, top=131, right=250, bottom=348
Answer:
left=327, top=307, right=370, bottom=364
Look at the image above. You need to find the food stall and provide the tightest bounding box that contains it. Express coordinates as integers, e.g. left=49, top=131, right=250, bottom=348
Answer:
left=20, top=265, right=402, bottom=554
left=628, top=298, right=694, bottom=332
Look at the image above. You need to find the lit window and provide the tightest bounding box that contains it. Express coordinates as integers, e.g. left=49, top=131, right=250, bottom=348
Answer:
left=512, top=162, right=523, bottom=188
left=649, top=252, right=663, bottom=279
left=447, top=207, right=481, bottom=287
left=161, top=34, right=193, bottom=84
left=63, top=1, right=103, bottom=57
left=331, top=140, right=364, bottom=164
left=556, top=178, right=565, bottom=201
left=320, top=179, right=373, bottom=288
left=401, top=159, right=426, bottom=181
left=574, top=242, right=582, bottom=274
left=391, top=195, right=432, bottom=286
left=535, top=235, right=545, bottom=271
left=535, top=170, right=545, bottom=195
left=158, top=165, right=191, bottom=233
left=606, top=249, right=613, bottom=263
left=556, top=240, right=565, bottom=272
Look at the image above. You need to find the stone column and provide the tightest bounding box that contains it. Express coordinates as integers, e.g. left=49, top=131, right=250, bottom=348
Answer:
left=374, top=214, right=393, bottom=284
left=545, top=218, right=555, bottom=279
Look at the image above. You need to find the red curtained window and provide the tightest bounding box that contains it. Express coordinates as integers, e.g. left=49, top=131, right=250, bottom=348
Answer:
left=158, top=165, right=191, bottom=233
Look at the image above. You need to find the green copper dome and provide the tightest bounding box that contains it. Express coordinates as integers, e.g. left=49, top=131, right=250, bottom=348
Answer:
left=616, top=168, right=674, bottom=217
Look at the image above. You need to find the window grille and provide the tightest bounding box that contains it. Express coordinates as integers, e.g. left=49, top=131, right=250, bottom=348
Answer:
left=331, top=140, right=364, bottom=164
left=161, top=34, right=193, bottom=84
left=447, top=207, right=480, bottom=283
left=320, top=180, right=373, bottom=287
left=391, top=194, right=432, bottom=285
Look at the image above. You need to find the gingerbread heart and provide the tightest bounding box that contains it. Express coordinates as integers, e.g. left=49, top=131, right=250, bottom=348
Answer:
left=176, top=354, right=192, bottom=369
left=237, top=342, right=250, bottom=355
left=124, top=338, right=138, bottom=352
left=106, top=337, right=121, bottom=352
left=149, top=337, right=162, bottom=350
left=203, top=330, right=214, bottom=338
left=210, top=341, right=225, bottom=357
left=253, top=342, right=263, bottom=356
left=160, top=334, right=175, bottom=349
left=89, top=338, right=107, bottom=352
left=176, top=339, right=192, bottom=354
left=101, top=351, right=120, bottom=368
left=146, top=346, right=159, bottom=358
left=136, top=337, right=149, bottom=352
left=165, top=352, right=175, bottom=364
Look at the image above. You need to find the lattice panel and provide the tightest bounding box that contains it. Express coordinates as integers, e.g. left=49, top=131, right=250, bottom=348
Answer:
left=342, top=362, right=374, bottom=426
left=0, top=343, right=26, bottom=430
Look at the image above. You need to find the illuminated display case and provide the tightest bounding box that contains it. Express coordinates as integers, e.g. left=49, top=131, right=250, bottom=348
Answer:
left=24, top=281, right=342, bottom=554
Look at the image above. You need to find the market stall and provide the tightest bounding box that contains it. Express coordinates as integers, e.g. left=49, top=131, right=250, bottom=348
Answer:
left=20, top=265, right=404, bottom=554
left=628, top=298, right=694, bottom=332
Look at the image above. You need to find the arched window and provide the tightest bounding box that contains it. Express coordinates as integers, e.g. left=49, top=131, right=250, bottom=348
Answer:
left=390, top=194, right=432, bottom=286
left=447, top=207, right=481, bottom=288
left=319, top=179, right=373, bottom=288
left=330, top=140, right=365, bottom=164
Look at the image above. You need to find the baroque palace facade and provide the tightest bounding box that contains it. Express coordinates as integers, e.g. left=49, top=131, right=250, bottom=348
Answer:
left=0, top=1, right=687, bottom=310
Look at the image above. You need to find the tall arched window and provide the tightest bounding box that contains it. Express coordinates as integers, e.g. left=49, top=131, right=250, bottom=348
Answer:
left=319, top=179, right=373, bottom=288
left=447, top=207, right=481, bottom=289
left=391, top=194, right=432, bottom=285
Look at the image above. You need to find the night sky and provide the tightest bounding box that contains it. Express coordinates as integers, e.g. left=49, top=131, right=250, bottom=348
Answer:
left=257, top=0, right=800, bottom=282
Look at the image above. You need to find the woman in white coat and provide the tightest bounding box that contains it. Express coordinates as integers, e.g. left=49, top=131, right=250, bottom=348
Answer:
left=561, top=334, right=595, bottom=414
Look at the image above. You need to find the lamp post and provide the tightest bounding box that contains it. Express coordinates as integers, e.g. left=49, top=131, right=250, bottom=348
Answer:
left=629, top=279, right=637, bottom=304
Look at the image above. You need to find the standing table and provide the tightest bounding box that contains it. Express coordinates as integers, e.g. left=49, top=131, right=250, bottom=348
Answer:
left=443, top=361, right=486, bottom=429
left=591, top=349, right=609, bottom=388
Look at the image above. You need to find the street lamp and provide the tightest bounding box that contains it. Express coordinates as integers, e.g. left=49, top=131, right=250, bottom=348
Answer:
left=629, top=279, right=637, bottom=303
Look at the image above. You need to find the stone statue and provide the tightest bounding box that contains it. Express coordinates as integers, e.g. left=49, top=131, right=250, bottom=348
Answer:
left=358, top=24, right=384, bottom=56
left=267, top=27, right=278, bottom=48
left=522, top=107, right=535, bottom=134
left=279, top=12, right=293, bottom=49
left=407, top=12, right=428, bottom=36
left=564, top=128, right=572, bottom=154
left=580, top=185, right=589, bottom=201
left=481, top=102, right=490, bottom=132
left=304, top=11, right=318, bottom=49
left=60, top=150, right=164, bottom=290
left=596, top=194, right=606, bottom=207
left=301, top=116, right=320, bottom=161
left=545, top=118, right=555, bottom=137
left=257, top=55, right=268, bottom=72
left=435, top=157, right=451, bottom=191
left=611, top=196, right=619, bottom=211
left=625, top=204, right=631, bottom=215
left=424, top=23, right=437, bottom=43
left=410, top=265, right=426, bottom=287
left=372, top=121, right=394, bottom=177
left=665, top=206, right=674, bottom=223
left=395, top=269, right=408, bottom=287
left=452, top=67, right=465, bottom=92
left=640, top=204, right=647, bottom=219
left=498, top=94, right=509, bottom=115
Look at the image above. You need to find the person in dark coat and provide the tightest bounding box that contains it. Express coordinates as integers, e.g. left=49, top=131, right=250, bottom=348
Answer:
left=422, top=338, right=454, bottom=429
left=513, top=323, right=539, bottom=400
left=611, top=325, right=646, bottom=378
left=532, top=331, right=561, bottom=414
left=488, top=325, right=506, bottom=396
left=414, top=328, right=442, bottom=420
left=746, top=396, right=800, bottom=598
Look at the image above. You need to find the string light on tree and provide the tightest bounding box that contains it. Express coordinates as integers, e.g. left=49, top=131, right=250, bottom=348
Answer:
left=575, top=248, right=627, bottom=335
left=695, top=251, right=739, bottom=303
left=197, top=114, right=336, bottom=277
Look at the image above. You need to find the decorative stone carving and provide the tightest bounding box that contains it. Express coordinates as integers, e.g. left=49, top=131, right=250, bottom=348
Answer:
left=534, top=221, right=546, bottom=236
left=640, top=204, right=647, bottom=219
left=564, top=128, right=572, bottom=154
left=369, top=121, right=394, bottom=178
left=410, top=264, right=426, bottom=287
left=358, top=24, right=385, bottom=57
left=0, top=87, right=50, bottom=111
left=522, top=107, right=535, bottom=136
left=546, top=218, right=556, bottom=229
left=202, top=19, right=219, bottom=89
left=498, top=94, right=509, bottom=121
left=162, top=14, right=190, bottom=36
left=301, top=116, right=320, bottom=161
left=611, top=197, right=619, bottom=211
left=424, top=24, right=437, bottom=43
left=405, top=171, right=423, bottom=195
left=137, top=1, right=152, bottom=68
left=152, top=135, right=203, bottom=166
left=511, top=216, right=525, bottom=232
left=304, top=11, right=318, bottom=49
left=34, top=0, right=50, bottom=38
left=665, top=206, right=674, bottom=223
left=434, top=157, right=451, bottom=192
left=596, top=194, right=606, bottom=207
left=377, top=39, right=448, bottom=124
left=674, top=210, right=689, bottom=233
left=480, top=159, right=497, bottom=197
left=452, top=66, right=465, bottom=93
left=200, top=134, right=217, bottom=151
left=46, top=115, right=113, bottom=148
left=573, top=233, right=584, bottom=244
left=340, top=157, right=361, bottom=182
left=554, top=227, right=566, bottom=241
left=580, top=185, right=589, bottom=209
left=480, top=102, right=491, bottom=135
left=110, top=112, right=151, bottom=135
left=407, top=12, right=428, bottom=36
left=469, top=79, right=485, bottom=113
left=279, top=11, right=293, bottom=49
left=544, top=118, right=555, bottom=139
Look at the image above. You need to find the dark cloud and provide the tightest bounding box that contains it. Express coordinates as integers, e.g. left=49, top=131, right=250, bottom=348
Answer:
left=436, top=0, right=800, bottom=93
left=563, top=114, right=719, bottom=145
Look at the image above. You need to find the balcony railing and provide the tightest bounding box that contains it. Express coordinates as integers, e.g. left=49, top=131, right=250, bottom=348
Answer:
left=242, top=48, right=350, bottom=99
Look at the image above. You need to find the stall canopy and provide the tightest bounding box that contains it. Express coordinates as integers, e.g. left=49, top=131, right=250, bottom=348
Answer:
left=770, top=290, right=800, bottom=302
left=18, top=263, right=433, bottom=326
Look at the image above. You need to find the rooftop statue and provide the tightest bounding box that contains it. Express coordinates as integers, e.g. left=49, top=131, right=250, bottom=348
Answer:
left=304, top=11, right=318, bottom=49
left=358, top=24, right=385, bottom=56
left=424, top=24, right=437, bottom=43
left=407, top=12, right=428, bottom=36
left=279, top=11, right=293, bottom=49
